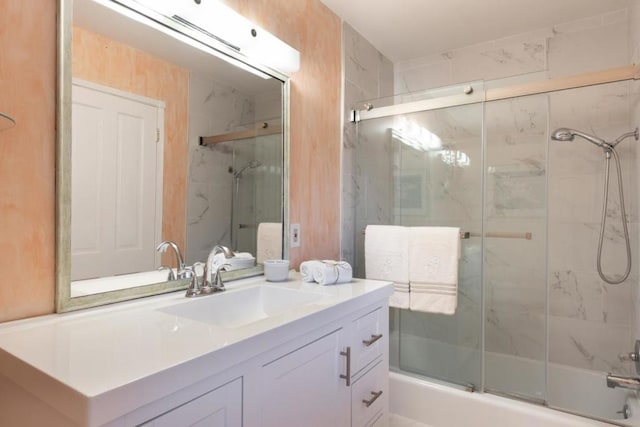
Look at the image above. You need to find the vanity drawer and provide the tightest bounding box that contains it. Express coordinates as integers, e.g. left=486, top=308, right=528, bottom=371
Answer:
left=351, top=307, right=384, bottom=374
left=352, top=360, right=386, bottom=427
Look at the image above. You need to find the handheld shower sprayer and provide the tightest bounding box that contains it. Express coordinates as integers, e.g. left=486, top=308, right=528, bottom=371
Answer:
left=550, top=127, right=606, bottom=148
left=551, top=127, right=639, bottom=150
left=550, top=126, right=639, bottom=284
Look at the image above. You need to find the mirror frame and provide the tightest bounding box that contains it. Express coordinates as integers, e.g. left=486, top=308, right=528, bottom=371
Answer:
left=56, top=0, right=291, bottom=312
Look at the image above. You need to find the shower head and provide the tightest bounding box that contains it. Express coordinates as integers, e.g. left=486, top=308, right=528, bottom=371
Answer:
left=233, top=160, right=262, bottom=178
left=550, top=128, right=607, bottom=148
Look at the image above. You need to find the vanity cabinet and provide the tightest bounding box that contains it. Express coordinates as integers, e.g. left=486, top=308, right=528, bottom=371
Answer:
left=127, top=304, right=389, bottom=427
left=0, top=278, right=392, bottom=427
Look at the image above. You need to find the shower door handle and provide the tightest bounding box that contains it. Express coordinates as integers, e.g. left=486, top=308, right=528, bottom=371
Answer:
left=340, top=346, right=351, bottom=386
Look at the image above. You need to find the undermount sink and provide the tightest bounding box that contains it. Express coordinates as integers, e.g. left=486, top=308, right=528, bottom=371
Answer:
left=158, top=285, right=325, bottom=329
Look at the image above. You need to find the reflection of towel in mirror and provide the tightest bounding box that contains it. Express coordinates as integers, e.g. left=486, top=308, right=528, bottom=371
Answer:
left=300, top=260, right=352, bottom=285
left=257, top=223, right=282, bottom=263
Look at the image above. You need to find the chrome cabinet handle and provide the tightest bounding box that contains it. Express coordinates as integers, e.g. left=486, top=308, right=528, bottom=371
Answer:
left=362, top=333, right=383, bottom=347
left=340, top=347, right=351, bottom=386
left=362, top=390, right=383, bottom=407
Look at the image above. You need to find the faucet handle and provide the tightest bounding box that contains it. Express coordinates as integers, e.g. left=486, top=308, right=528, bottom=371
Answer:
left=157, top=266, right=176, bottom=281
left=212, top=263, right=231, bottom=292
left=184, top=266, right=200, bottom=297
left=618, top=339, right=640, bottom=375
left=619, top=352, right=639, bottom=362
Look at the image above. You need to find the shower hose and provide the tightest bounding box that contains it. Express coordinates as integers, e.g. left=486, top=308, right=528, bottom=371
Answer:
left=597, top=147, right=631, bottom=284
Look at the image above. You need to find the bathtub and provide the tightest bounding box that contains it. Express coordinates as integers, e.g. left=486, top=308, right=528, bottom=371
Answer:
left=389, top=371, right=640, bottom=427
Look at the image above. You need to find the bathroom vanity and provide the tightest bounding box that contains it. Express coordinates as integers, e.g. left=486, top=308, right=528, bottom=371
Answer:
left=0, top=275, right=392, bottom=427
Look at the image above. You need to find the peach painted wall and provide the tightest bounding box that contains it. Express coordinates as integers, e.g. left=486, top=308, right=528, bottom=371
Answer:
left=72, top=26, right=189, bottom=264
left=0, top=0, right=57, bottom=322
left=0, top=0, right=341, bottom=322
left=223, top=0, right=342, bottom=268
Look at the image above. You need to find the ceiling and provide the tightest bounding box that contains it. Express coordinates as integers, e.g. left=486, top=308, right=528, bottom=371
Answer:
left=320, top=0, right=634, bottom=63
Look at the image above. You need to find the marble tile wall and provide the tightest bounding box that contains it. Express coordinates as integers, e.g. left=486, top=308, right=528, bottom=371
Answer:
left=342, top=23, right=394, bottom=275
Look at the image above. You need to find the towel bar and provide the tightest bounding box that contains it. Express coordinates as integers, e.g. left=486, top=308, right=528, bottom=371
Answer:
left=361, top=228, right=532, bottom=240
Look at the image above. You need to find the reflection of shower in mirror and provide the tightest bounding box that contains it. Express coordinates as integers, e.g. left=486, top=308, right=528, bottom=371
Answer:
left=231, top=160, right=263, bottom=179
left=230, top=160, right=263, bottom=250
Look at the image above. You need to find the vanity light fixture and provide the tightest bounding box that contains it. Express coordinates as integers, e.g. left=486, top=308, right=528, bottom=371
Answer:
left=129, top=0, right=300, bottom=74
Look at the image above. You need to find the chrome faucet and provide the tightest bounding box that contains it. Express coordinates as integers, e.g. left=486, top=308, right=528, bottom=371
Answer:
left=607, top=374, right=640, bottom=390
left=156, top=241, right=189, bottom=279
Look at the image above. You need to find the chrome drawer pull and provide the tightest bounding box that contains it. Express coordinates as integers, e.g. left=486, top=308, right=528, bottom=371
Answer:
left=340, top=347, right=351, bottom=386
left=362, top=390, right=383, bottom=407
left=362, top=333, right=383, bottom=347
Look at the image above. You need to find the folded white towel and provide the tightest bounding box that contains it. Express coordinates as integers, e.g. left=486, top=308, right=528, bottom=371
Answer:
left=409, top=227, right=460, bottom=315
left=257, top=223, right=282, bottom=263
left=364, top=225, right=409, bottom=283
left=233, top=252, right=254, bottom=259
left=300, top=260, right=353, bottom=285
left=365, top=225, right=410, bottom=309
left=389, top=284, right=410, bottom=309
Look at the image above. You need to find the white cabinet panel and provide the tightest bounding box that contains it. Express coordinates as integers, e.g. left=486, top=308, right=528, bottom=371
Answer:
left=140, top=378, right=241, bottom=427
left=260, top=329, right=350, bottom=427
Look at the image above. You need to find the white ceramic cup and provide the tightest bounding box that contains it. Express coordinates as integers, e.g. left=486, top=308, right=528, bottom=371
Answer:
left=263, top=259, right=290, bottom=282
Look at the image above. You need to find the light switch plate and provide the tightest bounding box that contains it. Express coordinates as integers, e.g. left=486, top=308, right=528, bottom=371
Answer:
left=290, top=223, right=301, bottom=248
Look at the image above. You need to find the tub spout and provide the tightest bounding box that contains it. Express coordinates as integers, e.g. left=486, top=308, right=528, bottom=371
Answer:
left=606, top=374, right=640, bottom=390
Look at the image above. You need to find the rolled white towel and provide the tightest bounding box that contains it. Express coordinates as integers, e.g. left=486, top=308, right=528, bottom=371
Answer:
left=299, top=260, right=353, bottom=285
left=313, top=260, right=353, bottom=285
left=300, top=260, right=324, bottom=283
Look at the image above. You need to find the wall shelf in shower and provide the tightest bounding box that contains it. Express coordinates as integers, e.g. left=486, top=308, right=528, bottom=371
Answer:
left=0, top=112, right=16, bottom=131
left=199, top=118, right=282, bottom=146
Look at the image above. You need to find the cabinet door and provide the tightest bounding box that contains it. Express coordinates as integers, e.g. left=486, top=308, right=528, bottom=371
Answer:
left=260, top=329, right=350, bottom=427
left=140, top=378, right=241, bottom=427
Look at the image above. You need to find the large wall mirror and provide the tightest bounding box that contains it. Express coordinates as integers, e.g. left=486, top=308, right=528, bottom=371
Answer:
left=56, top=0, right=292, bottom=312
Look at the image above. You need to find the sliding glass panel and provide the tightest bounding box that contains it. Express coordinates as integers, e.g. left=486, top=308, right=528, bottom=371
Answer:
left=356, top=100, right=484, bottom=389
left=483, top=94, right=548, bottom=402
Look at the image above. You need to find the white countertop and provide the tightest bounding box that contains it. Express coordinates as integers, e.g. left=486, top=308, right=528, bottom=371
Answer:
left=0, top=274, right=392, bottom=426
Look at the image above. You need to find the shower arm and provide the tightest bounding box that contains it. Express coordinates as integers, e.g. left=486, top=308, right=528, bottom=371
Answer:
left=610, top=127, right=639, bottom=148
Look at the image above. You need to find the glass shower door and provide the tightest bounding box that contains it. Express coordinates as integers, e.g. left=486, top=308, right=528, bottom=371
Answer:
left=482, top=94, right=548, bottom=402
left=355, top=99, right=484, bottom=389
